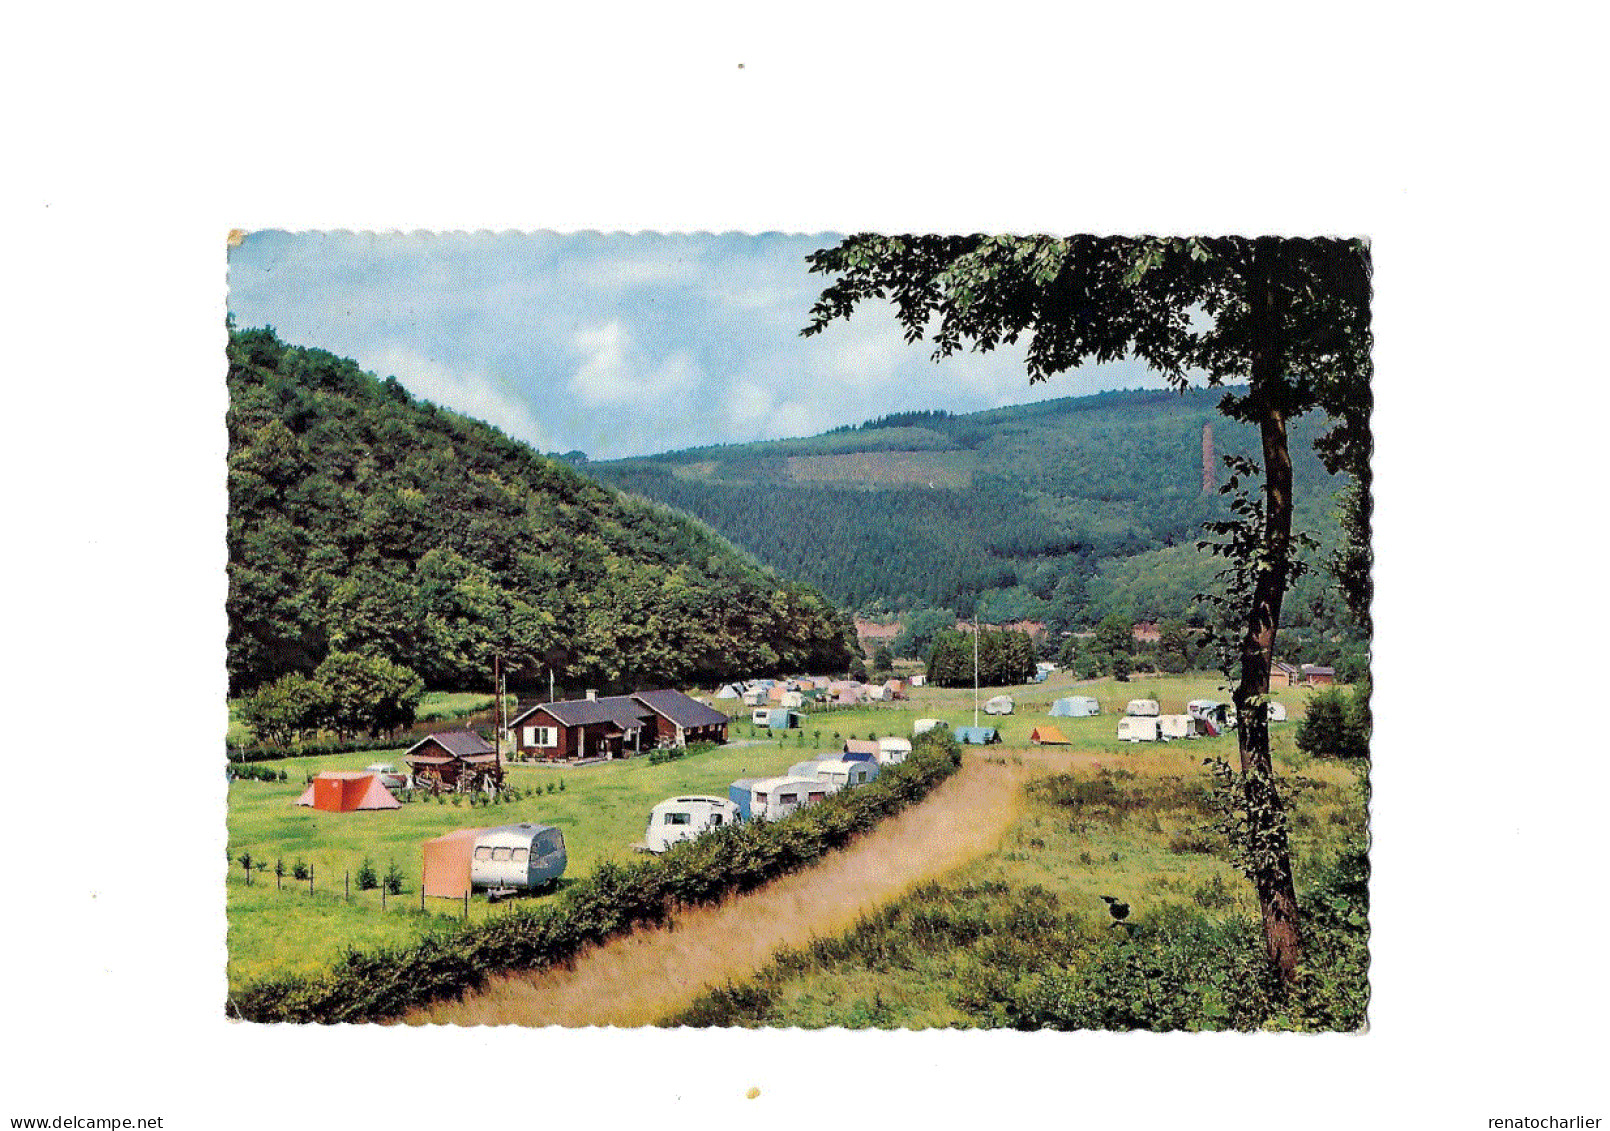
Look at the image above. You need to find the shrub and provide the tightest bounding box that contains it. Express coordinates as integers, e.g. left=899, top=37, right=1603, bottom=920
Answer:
left=355, top=859, right=379, bottom=891
left=384, top=862, right=405, bottom=896
left=292, top=859, right=309, bottom=881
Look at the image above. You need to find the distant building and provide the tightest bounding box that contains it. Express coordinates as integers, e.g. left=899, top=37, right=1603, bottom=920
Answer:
left=1132, top=621, right=1161, bottom=645
left=1301, top=665, right=1336, bottom=687
left=1271, top=662, right=1301, bottom=688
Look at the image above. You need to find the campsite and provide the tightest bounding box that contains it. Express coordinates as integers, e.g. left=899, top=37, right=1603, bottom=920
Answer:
left=226, top=669, right=1330, bottom=997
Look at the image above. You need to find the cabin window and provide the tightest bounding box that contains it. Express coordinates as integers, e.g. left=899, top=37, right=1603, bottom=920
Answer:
left=473, top=846, right=493, bottom=860
left=665, top=812, right=691, bottom=826
left=511, top=848, right=529, bottom=865
left=809, top=791, right=826, bottom=802
left=755, top=792, right=768, bottom=804
left=492, top=847, right=513, bottom=862
left=779, top=793, right=797, bottom=804
left=710, top=813, right=723, bottom=826
left=523, top=726, right=558, bottom=748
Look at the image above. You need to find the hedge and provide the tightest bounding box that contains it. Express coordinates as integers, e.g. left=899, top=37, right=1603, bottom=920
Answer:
left=227, top=729, right=962, bottom=1024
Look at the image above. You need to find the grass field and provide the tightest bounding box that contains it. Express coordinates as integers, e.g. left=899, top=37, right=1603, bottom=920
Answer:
left=667, top=701, right=1367, bottom=1029
left=226, top=671, right=1337, bottom=994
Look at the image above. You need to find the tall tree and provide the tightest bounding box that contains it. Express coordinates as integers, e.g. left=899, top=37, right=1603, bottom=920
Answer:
left=803, top=235, right=1371, bottom=985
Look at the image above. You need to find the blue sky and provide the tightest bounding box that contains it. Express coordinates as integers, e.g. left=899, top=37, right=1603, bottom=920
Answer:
left=227, top=231, right=1168, bottom=460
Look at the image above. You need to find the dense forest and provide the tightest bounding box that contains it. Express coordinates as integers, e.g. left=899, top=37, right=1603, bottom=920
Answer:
left=226, top=327, right=857, bottom=696
left=591, top=389, right=1367, bottom=664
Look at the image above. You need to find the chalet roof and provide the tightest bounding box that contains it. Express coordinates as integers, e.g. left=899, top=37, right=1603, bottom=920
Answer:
left=1274, top=661, right=1300, bottom=674
left=406, top=730, right=494, bottom=760
left=540, top=695, right=653, bottom=730
left=628, top=689, right=729, bottom=728
left=1301, top=664, right=1336, bottom=676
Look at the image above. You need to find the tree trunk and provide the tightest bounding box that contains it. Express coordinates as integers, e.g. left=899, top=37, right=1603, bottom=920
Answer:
left=1235, top=249, right=1304, bottom=986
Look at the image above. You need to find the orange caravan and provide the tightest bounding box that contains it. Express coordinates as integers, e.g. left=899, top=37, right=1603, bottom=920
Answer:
left=421, top=827, right=492, bottom=899
left=294, top=771, right=401, bottom=813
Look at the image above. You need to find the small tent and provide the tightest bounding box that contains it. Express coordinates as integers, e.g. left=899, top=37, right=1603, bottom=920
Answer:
left=1125, top=699, right=1161, bottom=717
left=421, top=827, right=492, bottom=898
left=913, top=718, right=948, bottom=736
left=1050, top=696, right=1100, bottom=717
left=714, top=683, right=742, bottom=700
left=984, top=695, right=1015, bottom=715
left=954, top=726, right=1002, bottom=745
left=295, top=772, right=401, bottom=813
left=1268, top=701, right=1288, bottom=722
left=1030, top=725, right=1070, bottom=745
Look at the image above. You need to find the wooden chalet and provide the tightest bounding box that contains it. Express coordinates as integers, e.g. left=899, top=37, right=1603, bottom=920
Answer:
left=506, top=689, right=729, bottom=762
left=404, top=730, right=503, bottom=794
left=1271, top=662, right=1301, bottom=688
left=1301, top=664, right=1337, bottom=687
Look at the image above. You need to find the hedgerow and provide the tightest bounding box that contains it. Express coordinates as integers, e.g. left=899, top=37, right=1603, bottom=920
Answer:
left=227, top=729, right=962, bottom=1024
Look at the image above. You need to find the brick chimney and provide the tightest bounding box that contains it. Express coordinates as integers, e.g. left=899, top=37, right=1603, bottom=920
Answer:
left=586, top=689, right=597, bottom=701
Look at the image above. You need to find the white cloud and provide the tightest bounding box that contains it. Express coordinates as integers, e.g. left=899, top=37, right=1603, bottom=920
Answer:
left=570, top=323, right=705, bottom=410
left=365, top=345, right=557, bottom=451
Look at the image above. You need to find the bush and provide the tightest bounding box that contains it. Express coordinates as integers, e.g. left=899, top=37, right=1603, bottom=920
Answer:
left=384, top=862, right=405, bottom=896
left=292, top=859, right=309, bottom=881
left=355, top=859, right=379, bottom=891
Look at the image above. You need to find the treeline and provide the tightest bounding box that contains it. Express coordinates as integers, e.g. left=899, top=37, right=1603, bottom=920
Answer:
left=925, top=628, right=1037, bottom=688
left=227, top=327, right=857, bottom=696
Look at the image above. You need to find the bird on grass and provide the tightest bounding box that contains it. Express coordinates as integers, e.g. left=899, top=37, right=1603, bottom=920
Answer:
left=1099, top=895, right=1130, bottom=927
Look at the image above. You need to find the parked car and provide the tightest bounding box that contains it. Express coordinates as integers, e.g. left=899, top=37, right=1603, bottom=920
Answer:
left=366, top=762, right=408, bottom=790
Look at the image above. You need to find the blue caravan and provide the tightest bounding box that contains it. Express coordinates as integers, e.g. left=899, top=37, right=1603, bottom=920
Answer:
left=727, top=777, right=766, bottom=821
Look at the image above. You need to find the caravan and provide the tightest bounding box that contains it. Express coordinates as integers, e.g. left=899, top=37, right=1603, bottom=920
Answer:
left=644, top=796, right=740, bottom=853
left=1125, top=699, right=1161, bottom=717
left=1116, top=717, right=1161, bottom=743
left=468, top=824, right=568, bottom=893
left=1157, top=714, right=1196, bottom=740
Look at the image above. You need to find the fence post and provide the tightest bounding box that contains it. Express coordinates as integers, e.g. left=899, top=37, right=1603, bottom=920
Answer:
left=345, top=870, right=350, bottom=902
left=463, top=891, right=469, bottom=919
left=381, top=883, right=386, bottom=911
left=421, top=885, right=425, bottom=913
left=309, top=865, right=314, bottom=894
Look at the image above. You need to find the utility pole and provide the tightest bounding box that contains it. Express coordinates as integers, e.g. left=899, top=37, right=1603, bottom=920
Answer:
left=973, top=609, right=980, bottom=730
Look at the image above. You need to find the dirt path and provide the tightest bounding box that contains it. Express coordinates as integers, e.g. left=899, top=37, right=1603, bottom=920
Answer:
left=402, top=754, right=1027, bottom=1028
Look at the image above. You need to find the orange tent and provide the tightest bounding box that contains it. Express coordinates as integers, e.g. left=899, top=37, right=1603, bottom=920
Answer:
left=1030, top=725, right=1070, bottom=746
left=294, top=772, right=401, bottom=812
left=421, top=827, right=492, bottom=898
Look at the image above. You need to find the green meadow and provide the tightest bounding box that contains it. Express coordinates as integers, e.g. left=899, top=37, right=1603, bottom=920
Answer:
left=226, top=672, right=1335, bottom=994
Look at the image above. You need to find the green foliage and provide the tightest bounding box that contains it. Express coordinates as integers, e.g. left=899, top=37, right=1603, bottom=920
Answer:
left=355, top=858, right=378, bottom=891
left=291, top=859, right=309, bottom=881
left=594, top=388, right=1351, bottom=631
left=383, top=862, right=405, bottom=896
left=1295, top=685, right=1371, bottom=760
left=925, top=628, right=1036, bottom=687
left=310, top=651, right=425, bottom=739
left=227, top=327, right=855, bottom=695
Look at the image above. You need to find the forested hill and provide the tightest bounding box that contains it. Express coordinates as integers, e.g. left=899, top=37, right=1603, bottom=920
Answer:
left=589, top=389, right=1353, bottom=634
left=226, top=328, right=856, bottom=695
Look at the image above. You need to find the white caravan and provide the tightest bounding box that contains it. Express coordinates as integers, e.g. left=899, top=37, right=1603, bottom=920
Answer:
left=644, top=796, right=741, bottom=853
